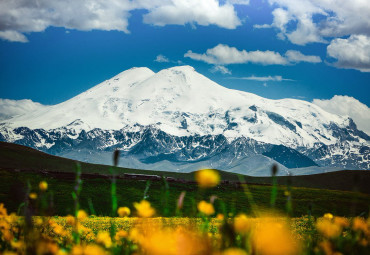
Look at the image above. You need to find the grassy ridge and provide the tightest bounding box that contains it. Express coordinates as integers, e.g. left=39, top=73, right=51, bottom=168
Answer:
left=1, top=141, right=370, bottom=192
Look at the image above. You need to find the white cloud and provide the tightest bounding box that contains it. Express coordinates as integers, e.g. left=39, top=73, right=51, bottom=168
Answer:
left=285, top=50, right=321, bottom=63
left=143, top=0, right=241, bottom=29
left=266, top=0, right=370, bottom=45
left=0, top=30, right=28, bottom=43
left=233, top=75, right=293, bottom=81
left=253, top=24, right=271, bottom=29
left=0, top=0, right=244, bottom=42
left=155, top=54, right=170, bottom=62
left=185, top=44, right=288, bottom=65
left=210, top=65, right=232, bottom=74
left=327, top=35, right=370, bottom=72
left=184, top=44, right=321, bottom=66
left=0, top=99, right=46, bottom=121
left=227, top=0, right=250, bottom=5
left=312, top=95, right=370, bottom=135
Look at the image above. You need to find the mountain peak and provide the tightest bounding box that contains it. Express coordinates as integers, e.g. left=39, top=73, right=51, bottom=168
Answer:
left=112, top=67, right=154, bottom=80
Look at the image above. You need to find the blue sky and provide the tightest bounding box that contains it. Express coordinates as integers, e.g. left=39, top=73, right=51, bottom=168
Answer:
left=0, top=0, right=369, bottom=110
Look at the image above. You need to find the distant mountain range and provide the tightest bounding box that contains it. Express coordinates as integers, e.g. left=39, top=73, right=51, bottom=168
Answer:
left=1, top=66, right=369, bottom=175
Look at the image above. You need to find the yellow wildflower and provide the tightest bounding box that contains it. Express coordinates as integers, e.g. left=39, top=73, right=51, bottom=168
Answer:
left=324, top=213, right=334, bottom=220
left=197, top=201, right=215, bottom=216
left=134, top=200, right=155, bottom=218
left=195, top=169, right=220, bottom=188
left=139, top=227, right=210, bottom=255
left=39, top=181, right=48, bottom=191
left=115, top=230, right=128, bottom=241
left=36, top=241, right=59, bottom=255
left=71, top=244, right=106, bottom=255
left=334, top=217, right=349, bottom=228
left=0, top=203, right=8, bottom=216
left=216, top=213, right=225, bottom=220
left=222, top=248, right=248, bottom=255
left=318, top=240, right=333, bottom=255
left=77, top=210, right=88, bottom=221
left=316, top=218, right=342, bottom=238
left=66, top=215, right=75, bottom=225
left=234, top=214, right=250, bottom=234
left=117, top=207, right=131, bottom=217
left=96, top=231, right=112, bottom=248
left=352, top=217, right=369, bottom=234
left=252, top=219, right=300, bottom=255
left=29, top=192, right=37, bottom=200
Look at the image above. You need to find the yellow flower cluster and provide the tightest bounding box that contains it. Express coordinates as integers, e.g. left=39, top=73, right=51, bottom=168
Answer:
left=195, top=169, right=220, bottom=188
left=134, top=200, right=155, bottom=218
left=198, top=200, right=215, bottom=216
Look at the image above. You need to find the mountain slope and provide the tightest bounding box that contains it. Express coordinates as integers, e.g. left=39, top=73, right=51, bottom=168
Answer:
left=1, top=66, right=369, bottom=173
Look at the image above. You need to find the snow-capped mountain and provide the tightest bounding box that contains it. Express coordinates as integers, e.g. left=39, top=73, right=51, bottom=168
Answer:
left=1, top=66, right=369, bottom=175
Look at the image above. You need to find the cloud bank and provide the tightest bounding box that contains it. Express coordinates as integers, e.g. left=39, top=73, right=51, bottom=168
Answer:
left=0, top=99, right=46, bottom=121
left=184, top=44, right=321, bottom=66
left=327, top=35, right=370, bottom=72
left=233, top=75, right=293, bottom=82
left=263, top=0, right=370, bottom=45
left=0, top=0, right=244, bottom=42
left=313, top=95, right=370, bottom=135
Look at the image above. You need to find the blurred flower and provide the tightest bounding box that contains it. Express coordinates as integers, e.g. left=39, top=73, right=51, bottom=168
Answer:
left=66, top=215, right=75, bottom=225
left=318, top=240, right=333, bottom=255
left=222, top=248, right=248, bottom=255
left=334, top=216, right=349, bottom=228
left=139, top=227, right=210, bottom=255
left=117, top=207, right=130, bottom=217
left=134, top=200, right=155, bottom=218
left=115, top=230, right=128, bottom=241
left=71, top=244, right=107, bottom=255
left=252, top=219, right=300, bottom=255
left=216, top=213, right=224, bottom=220
left=197, top=201, right=215, bottom=216
left=96, top=231, right=112, bottom=248
left=324, top=213, right=334, bottom=220
left=195, top=169, right=220, bottom=188
left=39, top=181, right=48, bottom=191
left=77, top=210, right=88, bottom=221
left=36, top=241, right=59, bottom=255
left=29, top=192, right=37, bottom=200
left=352, top=217, right=369, bottom=234
left=0, top=203, right=8, bottom=216
left=316, top=218, right=342, bottom=239
left=234, top=214, right=250, bottom=234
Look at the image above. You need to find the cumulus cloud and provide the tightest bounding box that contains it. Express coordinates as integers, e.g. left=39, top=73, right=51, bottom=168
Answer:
left=285, top=50, right=321, bottom=63
left=154, top=54, right=170, bottom=62
left=232, top=75, right=293, bottom=81
left=327, top=35, right=370, bottom=72
left=210, top=65, right=232, bottom=74
left=0, top=0, right=243, bottom=42
left=184, top=44, right=321, bottom=66
left=185, top=44, right=288, bottom=65
left=143, top=0, right=241, bottom=29
left=0, top=99, right=46, bottom=121
left=313, top=95, right=370, bottom=135
left=265, top=0, right=370, bottom=45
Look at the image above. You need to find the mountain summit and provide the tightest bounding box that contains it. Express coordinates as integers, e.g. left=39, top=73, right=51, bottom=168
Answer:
left=1, top=66, right=369, bottom=174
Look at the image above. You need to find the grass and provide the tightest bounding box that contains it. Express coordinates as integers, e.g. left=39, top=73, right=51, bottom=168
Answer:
left=1, top=168, right=369, bottom=217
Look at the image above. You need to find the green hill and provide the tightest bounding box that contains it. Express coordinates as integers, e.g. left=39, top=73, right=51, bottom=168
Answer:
left=0, top=142, right=369, bottom=217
